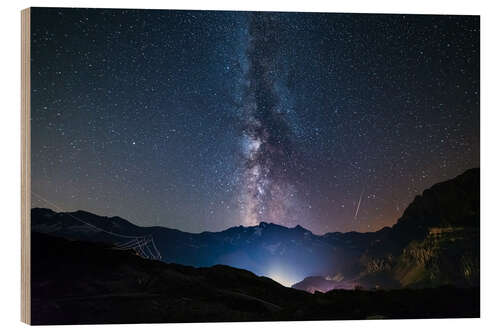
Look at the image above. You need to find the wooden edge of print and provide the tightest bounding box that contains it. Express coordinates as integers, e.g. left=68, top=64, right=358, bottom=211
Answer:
left=21, top=7, right=31, bottom=325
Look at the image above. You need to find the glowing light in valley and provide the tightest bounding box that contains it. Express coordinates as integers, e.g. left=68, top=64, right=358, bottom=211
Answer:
left=267, top=268, right=297, bottom=287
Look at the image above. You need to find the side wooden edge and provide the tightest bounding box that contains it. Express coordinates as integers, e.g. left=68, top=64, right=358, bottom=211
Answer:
left=21, top=7, right=31, bottom=325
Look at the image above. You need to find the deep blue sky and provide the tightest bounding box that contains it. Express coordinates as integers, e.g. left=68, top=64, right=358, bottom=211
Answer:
left=31, top=8, right=479, bottom=234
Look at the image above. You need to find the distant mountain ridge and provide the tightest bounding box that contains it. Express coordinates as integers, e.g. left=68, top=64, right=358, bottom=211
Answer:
left=32, top=208, right=343, bottom=285
left=32, top=168, right=479, bottom=290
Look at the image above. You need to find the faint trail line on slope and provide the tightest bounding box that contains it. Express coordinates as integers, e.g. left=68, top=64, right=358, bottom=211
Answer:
left=30, top=191, right=162, bottom=260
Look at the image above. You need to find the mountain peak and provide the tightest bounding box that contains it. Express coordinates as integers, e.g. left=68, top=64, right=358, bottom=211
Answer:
left=256, top=221, right=314, bottom=233
left=294, top=224, right=307, bottom=231
left=258, top=221, right=282, bottom=228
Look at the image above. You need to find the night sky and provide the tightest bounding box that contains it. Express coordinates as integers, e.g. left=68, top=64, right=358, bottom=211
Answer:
left=31, top=8, right=479, bottom=234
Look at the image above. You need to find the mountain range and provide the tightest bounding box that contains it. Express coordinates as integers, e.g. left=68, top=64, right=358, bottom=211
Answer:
left=31, top=168, right=479, bottom=292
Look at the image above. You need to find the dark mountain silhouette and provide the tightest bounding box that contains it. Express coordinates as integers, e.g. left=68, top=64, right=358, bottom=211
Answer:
left=31, top=232, right=479, bottom=324
left=32, top=168, right=479, bottom=292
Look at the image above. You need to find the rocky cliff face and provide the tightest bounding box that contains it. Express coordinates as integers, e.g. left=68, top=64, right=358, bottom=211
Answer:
left=392, top=168, right=479, bottom=241
left=360, top=169, right=479, bottom=289
left=393, top=226, right=479, bottom=288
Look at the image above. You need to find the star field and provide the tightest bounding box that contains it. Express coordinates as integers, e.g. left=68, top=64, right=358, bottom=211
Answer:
left=31, top=8, right=479, bottom=234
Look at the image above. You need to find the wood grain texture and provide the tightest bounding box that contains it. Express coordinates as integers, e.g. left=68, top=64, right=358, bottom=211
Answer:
left=21, top=7, right=31, bottom=325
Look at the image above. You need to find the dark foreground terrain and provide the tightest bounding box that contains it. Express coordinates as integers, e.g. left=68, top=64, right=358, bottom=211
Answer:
left=31, top=232, right=479, bottom=325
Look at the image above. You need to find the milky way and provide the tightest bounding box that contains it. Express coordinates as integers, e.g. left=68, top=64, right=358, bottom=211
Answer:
left=238, top=14, right=304, bottom=227
left=30, top=9, right=479, bottom=234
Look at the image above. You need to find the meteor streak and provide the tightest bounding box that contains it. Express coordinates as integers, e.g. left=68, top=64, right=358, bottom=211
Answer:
left=354, top=188, right=365, bottom=220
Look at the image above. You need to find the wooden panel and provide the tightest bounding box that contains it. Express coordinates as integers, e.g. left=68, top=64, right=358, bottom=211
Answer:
left=21, top=7, right=31, bottom=325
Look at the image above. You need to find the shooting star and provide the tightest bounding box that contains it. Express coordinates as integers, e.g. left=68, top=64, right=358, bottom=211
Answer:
left=354, top=188, right=365, bottom=220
